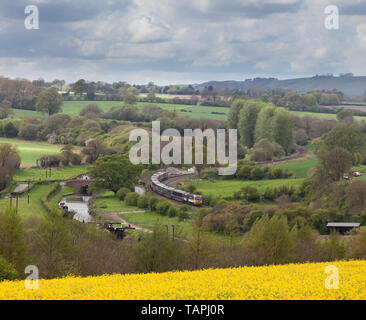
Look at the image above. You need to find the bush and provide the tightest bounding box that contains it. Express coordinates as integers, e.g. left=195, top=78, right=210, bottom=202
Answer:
left=156, top=200, right=172, bottom=216
left=168, top=206, right=177, bottom=217
left=125, top=192, right=139, bottom=206
left=250, top=167, right=265, bottom=180
left=137, top=196, right=150, bottom=209
left=148, top=196, right=159, bottom=211
left=178, top=211, right=189, bottom=221
left=117, top=187, right=131, bottom=201
left=0, top=255, right=18, bottom=282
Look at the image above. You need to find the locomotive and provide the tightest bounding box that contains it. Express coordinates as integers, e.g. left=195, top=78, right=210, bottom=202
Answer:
left=150, top=171, right=203, bottom=206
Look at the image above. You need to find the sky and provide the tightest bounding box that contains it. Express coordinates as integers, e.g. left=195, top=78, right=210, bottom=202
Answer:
left=0, top=0, right=366, bottom=85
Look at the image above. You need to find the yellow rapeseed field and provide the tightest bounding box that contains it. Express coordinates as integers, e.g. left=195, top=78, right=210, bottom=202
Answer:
left=0, top=261, right=365, bottom=300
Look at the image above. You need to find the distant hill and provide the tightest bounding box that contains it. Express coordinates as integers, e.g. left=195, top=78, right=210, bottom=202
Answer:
left=193, top=75, right=366, bottom=97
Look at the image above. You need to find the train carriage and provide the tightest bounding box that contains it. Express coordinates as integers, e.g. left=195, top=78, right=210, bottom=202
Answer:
left=150, top=171, right=202, bottom=206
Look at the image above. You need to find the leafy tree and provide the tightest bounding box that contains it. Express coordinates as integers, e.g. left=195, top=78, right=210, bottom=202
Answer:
left=346, top=228, right=366, bottom=260
left=187, top=210, right=213, bottom=269
left=135, top=222, right=184, bottom=273
left=228, top=99, right=246, bottom=129
left=238, top=100, right=264, bottom=147
left=254, top=105, right=276, bottom=142
left=321, top=124, right=366, bottom=162
left=82, top=139, right=113, bottom=163
left=123, top=93, right=138, bottom=105
left=88, top=154, right=143, bottom=194
left=336, top=109, right=353, bottom=122
left=290, top=221, right=320, bottom=262
left=242, top=215, right=293, bottom=265
left=0, top=144, right=21, bottom=190
left=346, top=181, right=366, bottom=214
left=73, top=79, right=86, bottom=97
left=317, top=147, right=352, bottom=182
left=36, top=87, right=63, bottom=115
left=0, top=208, right=27, bottom=273
left=3, top=122, right=18, bottom=138
left=271, top=108, right=293, bottom=153
left=319, top=231, right=346, bottom=261
left=34, top=212, right=78, bottom=278
left=0, top=100, right=13, bottom=119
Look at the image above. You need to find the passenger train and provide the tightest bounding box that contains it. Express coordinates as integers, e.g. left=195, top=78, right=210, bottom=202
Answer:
left=150, top=171, right=203, bottom=206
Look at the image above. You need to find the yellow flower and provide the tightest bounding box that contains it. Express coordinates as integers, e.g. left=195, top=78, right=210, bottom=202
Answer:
left=0, top=261, right=365, bottom=300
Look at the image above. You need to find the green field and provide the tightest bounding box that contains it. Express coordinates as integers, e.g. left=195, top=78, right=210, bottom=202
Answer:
left=0, top=183, right=51, bottom=216
left=184, top=178, right=304, bottom=198
left=272, top=158, right=318, bottom=178
left=94, top=191, right=142, bottom=212
left=290, top=110, right=366, bottom=121
left=0, top=138, right=62, bottom=166
left=10, top=101, right=366, bottom=122
left=14, top=165, right=89, bottom=182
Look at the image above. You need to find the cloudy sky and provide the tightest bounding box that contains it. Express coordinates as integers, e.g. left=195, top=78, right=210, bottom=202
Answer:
left=0, top=0, right=366, bottom=84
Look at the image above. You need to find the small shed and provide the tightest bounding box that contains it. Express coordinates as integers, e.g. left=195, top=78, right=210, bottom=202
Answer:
left=327, top=222, right=360, bottom=235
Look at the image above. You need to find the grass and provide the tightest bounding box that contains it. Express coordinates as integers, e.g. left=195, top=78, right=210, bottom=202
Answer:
left=182, top=178, right=304, bottom=198
left=0, top=183, right=52, bottom=216
left=94, top=191, right=141, bottom=212
left=0, top=138, right=62, bottom=167
left=272, top=158, right=318, bottom=178
left=14, top=165, right=89, bottom=182
left=9, top=109, right=45, bottom=119
left=290, top=110, right=366, bottom=121
left=12, top=101, right=366, bottom=122
left=61, top=101, right=228, bottom=120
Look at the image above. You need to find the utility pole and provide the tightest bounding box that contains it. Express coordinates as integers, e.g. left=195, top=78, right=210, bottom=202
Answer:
left=27, top=180, right=30, bottom=204
left=171, top=225, right=175, bottom=241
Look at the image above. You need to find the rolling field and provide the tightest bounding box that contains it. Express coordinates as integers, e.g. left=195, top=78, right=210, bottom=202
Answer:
left=184, top=178, right=304, bottom=198
left=1, top=260, right=365, bottom=299
left=14, top=165, right=89, bottom=182
left=272, top=158, right=318, bottom=178
left=0, top=138, right=62, bottom=167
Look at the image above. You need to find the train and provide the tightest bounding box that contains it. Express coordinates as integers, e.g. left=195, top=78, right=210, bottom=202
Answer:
left=150, top=171, right=203, bottom=206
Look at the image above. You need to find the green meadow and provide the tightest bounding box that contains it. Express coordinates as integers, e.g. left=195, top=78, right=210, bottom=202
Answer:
left=0, top=138, right=62, bottom=166
left=184, top=178, right=304, bottom=198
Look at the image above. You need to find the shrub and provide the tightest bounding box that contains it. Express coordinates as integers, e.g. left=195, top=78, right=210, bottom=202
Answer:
left=0, top=256, right=18, bottom=282
left=148, top=196, right=159, bottom=211
left=137, top=196, right=150, bottom=209
left=156, top=200, right=172, bottom=216
left=168, top=206, right=177, bottom=217
left=178, top=210, right=189, bottom=221
left=117, top=187, right=130, bottom=201
left=250, top=167, right=265, bottom=180
left=125, top=192, right=139, bottom=206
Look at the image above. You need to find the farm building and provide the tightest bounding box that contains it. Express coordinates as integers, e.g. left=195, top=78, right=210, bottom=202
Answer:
left=327, top=222, right=361, bottom=235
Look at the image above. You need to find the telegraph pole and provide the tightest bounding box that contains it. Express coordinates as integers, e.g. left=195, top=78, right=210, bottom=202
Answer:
left=27, top=180, right=30, bottom=204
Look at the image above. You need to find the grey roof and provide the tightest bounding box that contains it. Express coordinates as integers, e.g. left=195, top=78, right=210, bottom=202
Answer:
left=327, top=222, right=361, bottom=228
